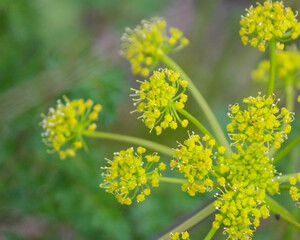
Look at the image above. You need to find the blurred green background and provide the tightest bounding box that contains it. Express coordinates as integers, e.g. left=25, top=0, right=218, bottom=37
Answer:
left=1, top=0, right=300, bottom=239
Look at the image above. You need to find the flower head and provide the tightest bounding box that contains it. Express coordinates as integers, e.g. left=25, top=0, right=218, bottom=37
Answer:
left=227, top=93, right=294, bottom=150
left=171, top=133, right=224, bottom=196
left=240, top=0, right=300, bottom=52
left=131, top=68, right=189, bottom=135
left=252, top=50, right=300, bottom=89
left=213, top=188, right=270, bottom=240
left=211, top=93, right=294, bottom=239
left=121, top=17, right=189, bottom=76
left=100, top=147, right=165, bottom=205
left=40, top=96, right=102, bottom=159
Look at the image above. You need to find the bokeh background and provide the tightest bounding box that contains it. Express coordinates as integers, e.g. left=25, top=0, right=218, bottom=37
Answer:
left=1, top=0, right=300, bottom=239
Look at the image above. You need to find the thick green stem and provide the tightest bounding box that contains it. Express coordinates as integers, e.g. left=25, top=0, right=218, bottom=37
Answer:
left=81, top=130, right=174, bottom=157
left=176, top=107, right=214, bottom=139
left=285, top=75, right=295, bottom=111
left=161, top=54, right=231, bottom=156
left=148, top=176, right=188, bottom=185
left=204, top=226, right=219, bottom=240
left=158, top=201, right=216, bottom=240
left=279, top=185, right=291, bottom=191
left=267, top=38, right=276, bottom=96
left=266, top=195, right=300, bottom=232
left=274, top=135, right=300, bottom=164
left=276, top=173, right=300, bottom=183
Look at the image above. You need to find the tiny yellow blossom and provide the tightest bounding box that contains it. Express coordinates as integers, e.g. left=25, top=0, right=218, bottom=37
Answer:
left=168, top=231, right=190, bottom=240
left=289, top=177, right=297, bottom=185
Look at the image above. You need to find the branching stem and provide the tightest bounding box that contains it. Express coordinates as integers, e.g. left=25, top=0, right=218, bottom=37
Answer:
left=161, top=54, right=231, bottom=157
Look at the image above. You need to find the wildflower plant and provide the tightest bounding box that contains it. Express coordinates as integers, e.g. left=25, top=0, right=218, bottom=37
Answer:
left=41, top=0, right=300, bottom=239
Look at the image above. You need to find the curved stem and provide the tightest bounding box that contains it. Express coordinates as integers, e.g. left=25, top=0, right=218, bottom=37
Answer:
left=266, top=195, right=300, bottom=232
left=267, top=38, right=276, bottom=96
left=147, top=176, right=188, bottom=185
left=274, top=135, right=300, bottom=164
left=176, top=107, right=214, bottom=139
left=158, top=201, right=216, bottom=240
left=81, top=130, right=174, bottom=157
left=204, top=226, right=219, bottom=240
left=161, top=54, right=231, bottom=156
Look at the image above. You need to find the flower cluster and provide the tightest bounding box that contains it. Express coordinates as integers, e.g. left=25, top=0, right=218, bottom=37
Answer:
left=252, top=50, right=300, bottom=88
left=168, top=231, right=190, bottom=240
left=171, top=133, right=225, bottom=196
left=227, top=93, right=294, bottom=150
left=40, top=96, right=102, bottom=159
left=213, top=142, right=280, bottom=238
left=131, top=68, right=189, bottom=135
left=211, top=93, right=294, bottom=239
left=121, top=17, right=189, bottom=76
left=213, top=189, right=270, bottom=239
left=100, top=147, right=165, bottom=205
left=288, top=174, right=300, bottom=206
left=240, top=0, right=300, bottom=52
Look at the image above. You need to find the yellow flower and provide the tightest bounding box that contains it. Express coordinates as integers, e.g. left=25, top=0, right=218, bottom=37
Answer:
left=168, top=231, right=190, bottom=240
left=40, top=96, right=102, bottom=159
left=240, top=0, right=300, bottom=51
left=131, top=68, right=189, bottom=134
left=121, top=17, right=189, bottom=76
left=172, top=133, right=225, bottom=196
left=100, top=147, right=164, bottom=205
left=227, top=93, right=294, bottom=149
left=211, top=92, right=295, bottom=239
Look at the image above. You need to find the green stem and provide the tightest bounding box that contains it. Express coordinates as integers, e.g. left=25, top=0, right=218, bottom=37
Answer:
left=266, top=195, right=300, bottom=232
left=81, top=130, right=174, bottom=157
left=161, top=54, right=231, bottom=156
left=148, top=176, right=188, bottom=185
left=285, top=75, right=295, bottom=111
left=276, top=173, right=300, bottom=183
left=204, top=226, right=219, bottom=240
left=158, top=201, right=216, bottom=240
left=279, top=185, right=291, bottom=191
left=274, top=135, right=300, bottom=164
left=267, top=38, right=276, bottom=96
left=176, top=107, right=214, bottom=139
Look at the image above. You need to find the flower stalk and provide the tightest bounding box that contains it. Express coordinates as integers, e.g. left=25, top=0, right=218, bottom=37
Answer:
left=266, top=195, right=300, bottom=232
left=267, top=38, right=276, bottom=96
left=274, top=135, right=300, bottom=164
left=204, top=225, right=219, bottom=240
left=81, top=130, right=174, bottom=157
left=160, top=54, right=231, bottom=156
left=158, top=201, right=216, bottom=240
left=175, top=107, right=214, bottom=139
